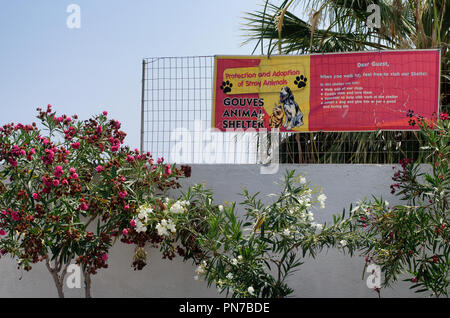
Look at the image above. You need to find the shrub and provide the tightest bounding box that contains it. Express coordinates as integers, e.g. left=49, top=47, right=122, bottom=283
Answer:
left=0, top=106, right=190, bottom=297
left=348, top=113, right=449, bottom=297
left=185, top=171, right=365, bottom=298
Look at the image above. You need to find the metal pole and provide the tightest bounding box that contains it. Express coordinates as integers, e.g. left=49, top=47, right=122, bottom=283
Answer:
left=140, top=59, right=146, bottom=153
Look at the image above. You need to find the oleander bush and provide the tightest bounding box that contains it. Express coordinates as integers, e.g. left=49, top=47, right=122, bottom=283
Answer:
left=185, top=171, right=366, bottom=298
left=0, top=105, right=190, bottom=297
left=346, top=113, right=449, bottom=297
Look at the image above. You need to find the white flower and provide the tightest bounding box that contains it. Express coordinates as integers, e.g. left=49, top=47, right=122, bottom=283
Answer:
left=137, top=211, right=148, bottom=221
left=231, top=258, right=238, bottom=266
left=340, top=240, right=347, bottom=247
left=248, top=286, right=255, bottom=295
left=156, top=221, right=169, bottom=236
left=166, top=219, right=176, bottom=233
left=237, top=255, right=243, bottom=261
left=283, top=228, right=291, bottom=236
left=218, top=205, right=224, bottom=212
left=226, top=273, right=234, bottom=280
left=170, top=202, right=185, bottom=214
left=138, top=205, right=153, bottom=220
left=299, top=176, right=306, bottom=184
left=156, top=218, right=176, bottom=236
left=385, top=201, right=389, bottom=207
left=195, top=265, right=205, bottom=275
left=317, top=194, right=327, bottom=209
left=312, top=223, right=323, bottom=231
left=307, top=211, right=314, bottom=221
left=134, top=219, right=147, bottom=233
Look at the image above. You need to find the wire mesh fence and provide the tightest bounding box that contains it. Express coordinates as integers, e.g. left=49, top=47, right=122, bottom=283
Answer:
left=140, top=55, right=443, bottom=165
left=141, top=56, right=261, bottom=164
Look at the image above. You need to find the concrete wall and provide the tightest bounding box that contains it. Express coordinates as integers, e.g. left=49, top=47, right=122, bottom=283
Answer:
left=0, top=164, right=419, bottom=298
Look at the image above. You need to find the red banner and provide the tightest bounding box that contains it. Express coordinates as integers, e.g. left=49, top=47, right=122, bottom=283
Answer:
left=212, top=50, right=440, bottom=132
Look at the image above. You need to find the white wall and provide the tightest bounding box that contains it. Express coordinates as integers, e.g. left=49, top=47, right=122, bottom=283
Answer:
left=0, top=164, right=420, bottom=298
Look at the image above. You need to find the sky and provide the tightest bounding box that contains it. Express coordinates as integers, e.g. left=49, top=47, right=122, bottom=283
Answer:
left=0, top=0, right=271, bottom=150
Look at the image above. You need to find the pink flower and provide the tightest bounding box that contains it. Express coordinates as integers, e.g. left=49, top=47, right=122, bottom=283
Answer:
left=11, top=211, right=20, bottom=221
left=96, top=165, right=103, bottom=173
left=71, top=173, right=79, bottom=180
left=32, top=193, right=40, bottom=200
left=69, top=168, right=76, bottom=174
left=122, top=229, right=128, bottom=236
left=111, top=145, right=119, bottom=152
left=165, top=164, right=171, bottom=175
left=61, top=179, right=69, bottom=186
left=96, top=126, right=103, bottom=134
left=8, top=158, right=17, bottom=167
left=124, top=204, right=130, bottom=210
left=71, top=142, right=81, bottom=149
left=80, top=202, right=89, bottom=211
left=53, top=180, right=60, bottom=187
left=119, top=191, right=128, bottom=199
left=1, top=211, right=7, bottom=215
left=157, top=157, right=164, bottom=164
left=101, top=254, right=108, bottom=261
left=130, top=220, right=136, bottom=228
left=30, top=148, right=36, bottom=155
left=54, top=166, right=64, bottom=178
left=103, top=111, right=108, bottom=116
left=0, top=229, right=6, bottom=236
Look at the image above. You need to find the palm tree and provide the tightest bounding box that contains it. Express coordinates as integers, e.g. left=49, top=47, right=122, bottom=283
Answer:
left=243, top=0, right=449, bottom=163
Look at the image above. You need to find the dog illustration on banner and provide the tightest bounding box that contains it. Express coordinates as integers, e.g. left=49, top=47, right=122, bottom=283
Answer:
left=279, top=86, right=303, bottom=130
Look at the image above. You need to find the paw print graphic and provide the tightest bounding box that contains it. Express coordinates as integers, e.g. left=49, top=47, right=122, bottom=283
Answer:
left=220, top=81, right=233, bottom=93
left=294, top=75, right=307, bottom=89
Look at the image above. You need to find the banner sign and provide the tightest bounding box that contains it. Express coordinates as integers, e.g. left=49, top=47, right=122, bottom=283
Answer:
left=212, top=50, right=440, bottom=132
